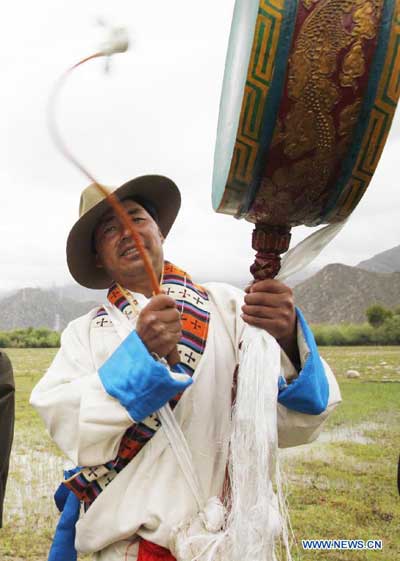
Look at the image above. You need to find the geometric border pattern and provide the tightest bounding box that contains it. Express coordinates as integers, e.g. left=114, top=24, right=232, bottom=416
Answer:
left=218, top=0, right=286, bottom=214
left=216, top=0, right=399, bottom=225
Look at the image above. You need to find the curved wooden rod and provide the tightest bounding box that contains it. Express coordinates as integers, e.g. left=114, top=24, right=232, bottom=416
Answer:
left=47, top=51, right=161, bottom=296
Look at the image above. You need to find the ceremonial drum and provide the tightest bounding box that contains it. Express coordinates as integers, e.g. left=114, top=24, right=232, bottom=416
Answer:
left=213, top=0, right=400, bottom=278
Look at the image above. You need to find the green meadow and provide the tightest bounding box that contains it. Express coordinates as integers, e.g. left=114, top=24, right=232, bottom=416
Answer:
left=1, top=347, right=399, bottom=560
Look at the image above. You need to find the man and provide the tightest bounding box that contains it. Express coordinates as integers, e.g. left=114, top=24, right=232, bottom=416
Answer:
left=0, top=351, right=15, bottom=528
left=31, top=175, right=341, bottom=561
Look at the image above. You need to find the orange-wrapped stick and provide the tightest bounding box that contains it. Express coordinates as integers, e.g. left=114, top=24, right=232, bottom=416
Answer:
left=48, top=43, right=180, bottom=365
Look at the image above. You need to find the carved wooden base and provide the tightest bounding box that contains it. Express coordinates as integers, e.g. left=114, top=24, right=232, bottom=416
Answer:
left=250, top=224, right=291, bottom=280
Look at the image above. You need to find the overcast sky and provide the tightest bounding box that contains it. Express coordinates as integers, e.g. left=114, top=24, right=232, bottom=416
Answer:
left=1, top=0, right=399, bottom=291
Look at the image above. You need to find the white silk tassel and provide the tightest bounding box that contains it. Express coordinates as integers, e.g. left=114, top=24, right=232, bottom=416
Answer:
left=226, top=325, right=290, bottom=561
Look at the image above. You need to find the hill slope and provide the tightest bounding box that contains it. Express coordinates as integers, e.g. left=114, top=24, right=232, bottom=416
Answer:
left=293, top=264, right=400, bottom=324
left=3, top=260, right=400, bottom=329
left=357, top=245, right=400, bottom=273
left=0, top=288, right=100, bottom=331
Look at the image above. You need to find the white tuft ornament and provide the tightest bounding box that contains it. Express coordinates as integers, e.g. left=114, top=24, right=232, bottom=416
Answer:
left=101, top=25, right=129, bottom=56
left=48, top=20, right=130, bottom=184
left=96, top=19, right=129, bottom=73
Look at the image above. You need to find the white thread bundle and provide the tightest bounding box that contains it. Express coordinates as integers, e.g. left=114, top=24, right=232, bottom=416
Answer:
left=166, top=222, right=348, bottom=561
left=226, top=325, right=291, bottom=561
left=168, top=325, right=294, bottom=561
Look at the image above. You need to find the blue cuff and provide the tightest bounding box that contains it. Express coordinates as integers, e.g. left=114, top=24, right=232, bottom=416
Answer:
left=48, top=469, right=80, bottom=561
left=99, top=330, right=193, bottom=421
left=277, top=307, right=329, bottom=415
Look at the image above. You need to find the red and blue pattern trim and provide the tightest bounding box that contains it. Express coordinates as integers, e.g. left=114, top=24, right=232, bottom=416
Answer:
left=64, top=262, right=210, bottom=508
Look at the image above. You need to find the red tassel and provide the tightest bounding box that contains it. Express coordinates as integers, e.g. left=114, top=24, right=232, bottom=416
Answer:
left=137, top=538, right=177, bottom=561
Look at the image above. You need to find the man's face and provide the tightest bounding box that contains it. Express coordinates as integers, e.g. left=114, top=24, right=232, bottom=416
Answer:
left=93, top=199, right=164, bottom=292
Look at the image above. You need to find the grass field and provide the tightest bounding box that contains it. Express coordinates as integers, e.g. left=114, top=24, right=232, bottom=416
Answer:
left=1, top=346, right=399, bottom=560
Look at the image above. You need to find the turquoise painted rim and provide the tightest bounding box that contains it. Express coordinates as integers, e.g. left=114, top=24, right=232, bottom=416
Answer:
left=319, top=0, right=396, bottom=224
left=211, top=0, right=260, bottom=212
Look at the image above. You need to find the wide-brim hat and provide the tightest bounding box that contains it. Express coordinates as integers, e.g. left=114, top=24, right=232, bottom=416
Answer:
left=67, top=175, right=181, bottom=289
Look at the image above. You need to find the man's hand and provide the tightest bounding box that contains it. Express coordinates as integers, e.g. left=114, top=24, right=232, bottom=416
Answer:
left=241, top=279, right=300, bottom=367
left=136, top=294, right=182, bottom=358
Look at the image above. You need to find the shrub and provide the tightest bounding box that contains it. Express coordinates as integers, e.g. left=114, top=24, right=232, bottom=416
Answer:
left=312, top=320, right=398, bottom=346
left=374, top=315, right=400, bottom=345
left=312, top=325, right=350, bottom=346
left=0, top=333, right=11, bottom=347
left=0, top=328, right=60, bottom=348
left=341, top=323, right=374, bottom=345
left=366, top=304, right=393, bottom=328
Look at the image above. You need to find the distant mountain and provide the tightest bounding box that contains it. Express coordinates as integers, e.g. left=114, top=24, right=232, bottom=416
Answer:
left=0, top=288, right=100, bottom=331
left=197, top=265, right=320, bottom=289
left=3, top=248, right=400, bottom=329
left=52, top=284, right=107, bottom=303
left=357, top=245, right=400, bottom=273
left=0, top=289, right=15, bottom=300
left=284, top=265, right=321, bottom=288
left=293, top=264, right=400, bottom=324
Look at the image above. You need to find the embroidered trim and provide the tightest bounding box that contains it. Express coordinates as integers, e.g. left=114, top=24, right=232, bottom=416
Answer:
left=65, top=262, right=210, bottom=508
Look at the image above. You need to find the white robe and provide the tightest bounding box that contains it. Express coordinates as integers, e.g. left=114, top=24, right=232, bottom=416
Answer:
left=30, top=282, right=341, bottom=559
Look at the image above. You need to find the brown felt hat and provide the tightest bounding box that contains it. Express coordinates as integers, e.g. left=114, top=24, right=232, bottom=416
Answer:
left=67, top=175, right=181, bottom=289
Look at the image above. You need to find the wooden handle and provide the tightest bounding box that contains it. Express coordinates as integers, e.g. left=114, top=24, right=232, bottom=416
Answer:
left=250, top=224, right=292, bottom=280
